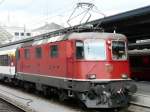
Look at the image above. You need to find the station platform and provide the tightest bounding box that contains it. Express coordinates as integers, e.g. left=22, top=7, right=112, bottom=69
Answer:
left=129, top=81, right=150, bottom=112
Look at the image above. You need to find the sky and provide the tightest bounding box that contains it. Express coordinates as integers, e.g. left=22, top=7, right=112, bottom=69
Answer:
left=0, top=0, right=150, bottom=29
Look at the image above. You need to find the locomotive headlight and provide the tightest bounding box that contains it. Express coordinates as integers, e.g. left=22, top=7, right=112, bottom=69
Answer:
left=107, top=40, right=111, bottom=44
left=87, top=74, right=96, bottom=79
left=121, top=74, right=128, bottom=79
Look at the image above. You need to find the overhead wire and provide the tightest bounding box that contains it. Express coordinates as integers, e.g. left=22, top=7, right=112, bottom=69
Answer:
left=27, top=0, right=106, bottom=29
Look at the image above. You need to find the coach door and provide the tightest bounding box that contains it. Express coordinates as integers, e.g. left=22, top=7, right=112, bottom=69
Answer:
left=16, top=48, right=23, bottom=72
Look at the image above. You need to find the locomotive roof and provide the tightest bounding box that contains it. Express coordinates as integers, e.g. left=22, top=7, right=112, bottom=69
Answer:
left=30, top=32, right=126, bottom=46
left=68, top=32, right=126, bottom=40
left=0, top=32, right=126, bottom=48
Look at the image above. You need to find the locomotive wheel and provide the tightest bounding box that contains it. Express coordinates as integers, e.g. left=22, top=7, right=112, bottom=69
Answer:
left=3, top=77, right=10, bottom=83
left=87, top=88, right=97, bottom=100
left=58, top=90, right=68, bottom=102
left=24, top=83, right=31, bottom=92
left=43, top=89, right=49, bottom=96
left=23, top=82, right=35, bottom=92
left=77, top=100, right=87, bottom=110
left=42, top=86, right=53, bottom=99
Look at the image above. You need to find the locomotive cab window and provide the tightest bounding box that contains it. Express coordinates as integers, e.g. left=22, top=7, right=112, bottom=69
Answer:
left=84, top=39, right=106, bottom=60
left=36, top=47, right=42, bottom=58
left=50, top=45, right=58, bottom=58
left=76, top=39, right=106, bottom=60
left=112, top=41, right=127, bottom=60
left=76, top=41, right=84, bottom=59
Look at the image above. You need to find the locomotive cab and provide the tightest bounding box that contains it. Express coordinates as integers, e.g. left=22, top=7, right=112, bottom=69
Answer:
left=70, top=33, right=130, bottom=80
left=67, top=32, right=137, bottom=108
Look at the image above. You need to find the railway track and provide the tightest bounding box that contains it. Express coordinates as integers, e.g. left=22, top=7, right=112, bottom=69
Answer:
left=0, top=83, right=131, bottom=112
left=0, top=83, right=96, bottom=112
left=0, top=81, right=150, bottom=112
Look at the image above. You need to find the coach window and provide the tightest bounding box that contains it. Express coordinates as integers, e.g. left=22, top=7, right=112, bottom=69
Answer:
left=24, top=49, right=30, bottom=59
left=36, top=47, right=42, bottom=58
left=0, top=55, right=9, bottom=66
left=50, top=45, right=58, bottom=58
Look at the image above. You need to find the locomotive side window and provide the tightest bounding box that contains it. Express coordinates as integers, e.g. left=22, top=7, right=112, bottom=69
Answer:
left=0, top=55, right=9, bottom=66
left=112, top=41, right=127, bottom=60
left=76, top=41, right=84, bottom=59
left=24, top=49, right=30, bottom=59
left=36, top=47, right=42, bottom=58
left=50, top=45, right=58, bottom=58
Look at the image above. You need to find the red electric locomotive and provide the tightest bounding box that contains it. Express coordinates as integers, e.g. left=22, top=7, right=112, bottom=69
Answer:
left=0, top=30, right=136, bottom=109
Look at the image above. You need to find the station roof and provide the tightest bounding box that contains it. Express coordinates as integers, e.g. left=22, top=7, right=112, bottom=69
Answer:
left=0, top=27, right=13, bottom=44
left=89, top=5, right=150, bottom=43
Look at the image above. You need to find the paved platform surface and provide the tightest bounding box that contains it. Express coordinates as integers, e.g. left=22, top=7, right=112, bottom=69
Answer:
left=133, top=81, right=150, bottom=106
left=128, top=81, right=150, bottom=112
left=135, top=81, right=150, bottom=95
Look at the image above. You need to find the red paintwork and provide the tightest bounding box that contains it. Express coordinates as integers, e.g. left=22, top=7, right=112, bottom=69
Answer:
left=17, top=33, right=130, bottom=80
left=17, top=41, right=69, bottom=78
left=70, top=61, right=129, bottom=79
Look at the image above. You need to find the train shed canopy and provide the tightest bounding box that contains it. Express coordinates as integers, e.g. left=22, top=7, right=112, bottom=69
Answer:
left=0, top=27, right=13, bottom=44
left=89, top=5, right=150, bottom=44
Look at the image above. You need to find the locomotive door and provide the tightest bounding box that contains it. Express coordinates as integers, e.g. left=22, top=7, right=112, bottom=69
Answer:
left=35, top=47, right=42, bottom=74
left=9, top=54, right=15, bottom=75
